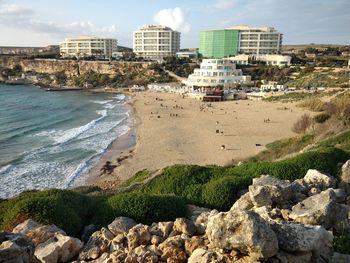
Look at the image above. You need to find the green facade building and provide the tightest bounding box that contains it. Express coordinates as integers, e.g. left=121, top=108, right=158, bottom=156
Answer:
left=199, top=30, right=239, bottom=58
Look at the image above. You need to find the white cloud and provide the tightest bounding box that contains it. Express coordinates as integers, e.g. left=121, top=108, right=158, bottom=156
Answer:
left=0, top=1, right=118, bottom=38
left=153, top=7, right=190, bottom=33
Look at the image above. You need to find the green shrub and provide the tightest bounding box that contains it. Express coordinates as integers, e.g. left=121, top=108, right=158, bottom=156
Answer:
left=334, top=235, right=350, bottom=254
left=125, top=169, right=151, bottom=186
left=94, top=192, right=188, bottom=226
left=314, top=113, right=331, bottom=123
left=142, top=165, right=221, bottom=196
left=202, top=176, right=252, bottom=210
left=0, top=189, right=92, bottom=236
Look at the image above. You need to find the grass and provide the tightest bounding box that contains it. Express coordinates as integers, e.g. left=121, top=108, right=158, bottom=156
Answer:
left=141, top=147, right=350, bottom=210
left=248, top=134, right=315, bottom=162
left=124, top=169, right=151, bottom=187
left=314, top=130, right=350, bottom=152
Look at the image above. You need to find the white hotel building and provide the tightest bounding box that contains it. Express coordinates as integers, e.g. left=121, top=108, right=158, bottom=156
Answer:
left=133, top=25, right=180, bottom=60
left=229, top=25, right=283, bottom=55
left=183, top=59, right=251, bottom=90
left=59, top=37, right=118, bottom=58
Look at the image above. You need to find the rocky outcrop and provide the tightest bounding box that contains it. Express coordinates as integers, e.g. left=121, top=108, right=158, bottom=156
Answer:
left=206, top=210, right=278, bottom=260
left=2, top=166, right=350, bottom=263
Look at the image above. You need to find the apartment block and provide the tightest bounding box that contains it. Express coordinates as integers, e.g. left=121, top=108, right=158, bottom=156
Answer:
left=199, top=26, right=282, bottom=58
left=133, top=25, right=180, bottom=59
left=59, top=37, right=117, bottom=58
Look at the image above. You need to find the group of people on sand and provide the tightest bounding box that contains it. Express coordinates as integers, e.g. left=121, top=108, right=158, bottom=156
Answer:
left=264, top=118, right=271, bottom=123
left=100, top=161, right=117, bottom=175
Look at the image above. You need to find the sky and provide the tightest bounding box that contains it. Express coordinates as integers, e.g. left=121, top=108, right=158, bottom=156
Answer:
left=0, top=0, right=349, bottom=48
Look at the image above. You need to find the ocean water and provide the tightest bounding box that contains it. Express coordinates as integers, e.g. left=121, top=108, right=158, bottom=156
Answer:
left=0, top=84, right=132, bottom=199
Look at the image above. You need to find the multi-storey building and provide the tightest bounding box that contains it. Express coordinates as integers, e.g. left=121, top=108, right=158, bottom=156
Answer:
left=59, top=37, right=117, bottom=58
left=183, top=59, right=251, bottom=89
left=133, top=25, right=180, bottom=59
left=199, top=26, right=282, bottom=58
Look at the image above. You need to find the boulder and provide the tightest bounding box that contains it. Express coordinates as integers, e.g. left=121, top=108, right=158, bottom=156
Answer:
left=230, top=192, right=254, bottom=211
left=248, top=175, right=292, bottom=208
left=12, top=219, right=66, bottom=246
left=108, top=217, right=137, bottom=236
left=188, top=205, right=211, bottom=222
left=0, top=232, right=35, bottom=263
left=341, top=160, right=350, bottom=184
left=194, top=210, right=218, bottom=235
left=206, top=210, right=278, bottom=260
left=303, top=169, right=337, bottom=190
left=271, top=222, right=333, bottom=261
left=185, top=236, right=207, bottom=255
left=270, top=250, right=312, bottom=263
left=127, top=224, right=151, bottom=251
left=150, top=221, right=174, bottom=239
left=332, top=252, right=350, bottom=263
left=188, top=248, right=226, bottom=263
left=289, top=188, right=339, bottom=229
left=173, top=218, right=196, bottom=236
left=34, top=232, right=83, bottom=263
left=158, top=235, right=187, bottom=262
left=79, top=231, right=110, bottom=260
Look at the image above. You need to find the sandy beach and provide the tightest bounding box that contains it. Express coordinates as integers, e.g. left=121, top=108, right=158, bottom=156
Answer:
left=85, top=91, right=310, bottom=189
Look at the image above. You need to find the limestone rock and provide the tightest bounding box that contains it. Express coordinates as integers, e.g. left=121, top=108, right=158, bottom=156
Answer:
left=206, top=210, right=278, bottom=260
left=341, top=160, right=350, bottom=184
left=12, top=219, right=66, bottom=246
left=248, top=175, right=292, bottom=208
left=34, top=232, right=83, bottom=263
left=194, top=210, right=219, bottom=235
left=0, top=232, right=35, bottom=263
left=188, top=205, right=211, bottom=222
left=303, top=169, right=337, bottom=190
left=270, top=250, right=312, bottom=263
left=150, top=221, right=174, bottom=239
left=271, top=222, right=333, bottom=261
left=108, top=217, right=137, bottom=236
left=79, top=231, right=110, bottom=260
left=185, top=236, right=207, bottom=255
left=173, top=218, right=196, bottom=236
left=127, top=224, right=151, bottom=251
left=332, top=252, right=350, bottom=263
left=289, top=188, right=339, bottom=229
left=188, top=248, right=226, bottom=263
left=230, top=192, right=253, bottom=211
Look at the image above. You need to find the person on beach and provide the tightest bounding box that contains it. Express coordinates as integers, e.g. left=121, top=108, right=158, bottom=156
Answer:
left=100, top=161, right=116, bottom=175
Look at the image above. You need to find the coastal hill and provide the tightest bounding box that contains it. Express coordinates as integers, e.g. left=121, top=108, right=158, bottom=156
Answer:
left=0, top=57, right=172, bottom=88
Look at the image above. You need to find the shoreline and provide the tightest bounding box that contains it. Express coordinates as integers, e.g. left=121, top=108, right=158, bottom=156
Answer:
left=81, top=95, right=139, bottom=190
left=82, top=90, right=312, bottom=190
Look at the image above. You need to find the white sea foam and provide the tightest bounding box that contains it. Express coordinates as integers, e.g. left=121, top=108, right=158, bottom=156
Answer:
left=0, top=164, right=13, bottom=175
left=48, top=110, right=108, bottom=145
left=90, top=100, right=113, bottom=105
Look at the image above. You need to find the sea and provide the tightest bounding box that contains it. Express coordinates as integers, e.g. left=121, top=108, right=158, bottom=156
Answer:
left=0, top=84, right=132, bottom=199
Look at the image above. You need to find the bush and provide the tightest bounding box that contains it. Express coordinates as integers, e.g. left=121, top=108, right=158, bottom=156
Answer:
left=313, top=113, right=331, bottom=123
left=202, top=176, right=252, bottom=210
left=298, top=98, right=325, bottom=112
left=141, top=148, right=349, bottom=210
left=0, top=189, right=92, bottom=236
left=334, top=235, right=350, bottom=254
left=94, top=193, right=188, bottom=226
left=292, top=114, right=312, bottom=133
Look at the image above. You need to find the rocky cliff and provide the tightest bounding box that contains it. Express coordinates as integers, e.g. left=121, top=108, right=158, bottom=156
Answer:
left=2, top=161, right=350, bottom=262
left=0, top=57, right=153, bottom=77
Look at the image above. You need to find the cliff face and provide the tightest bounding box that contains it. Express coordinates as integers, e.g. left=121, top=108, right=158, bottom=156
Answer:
left=0, top=57, right=153, bottom=77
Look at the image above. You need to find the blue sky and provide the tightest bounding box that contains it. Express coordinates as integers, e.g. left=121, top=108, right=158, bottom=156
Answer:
left=0, top=0, right=349, bottom=48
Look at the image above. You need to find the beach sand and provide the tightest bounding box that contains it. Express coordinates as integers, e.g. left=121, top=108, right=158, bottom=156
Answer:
left=85, top=91, right=310, bottom=189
